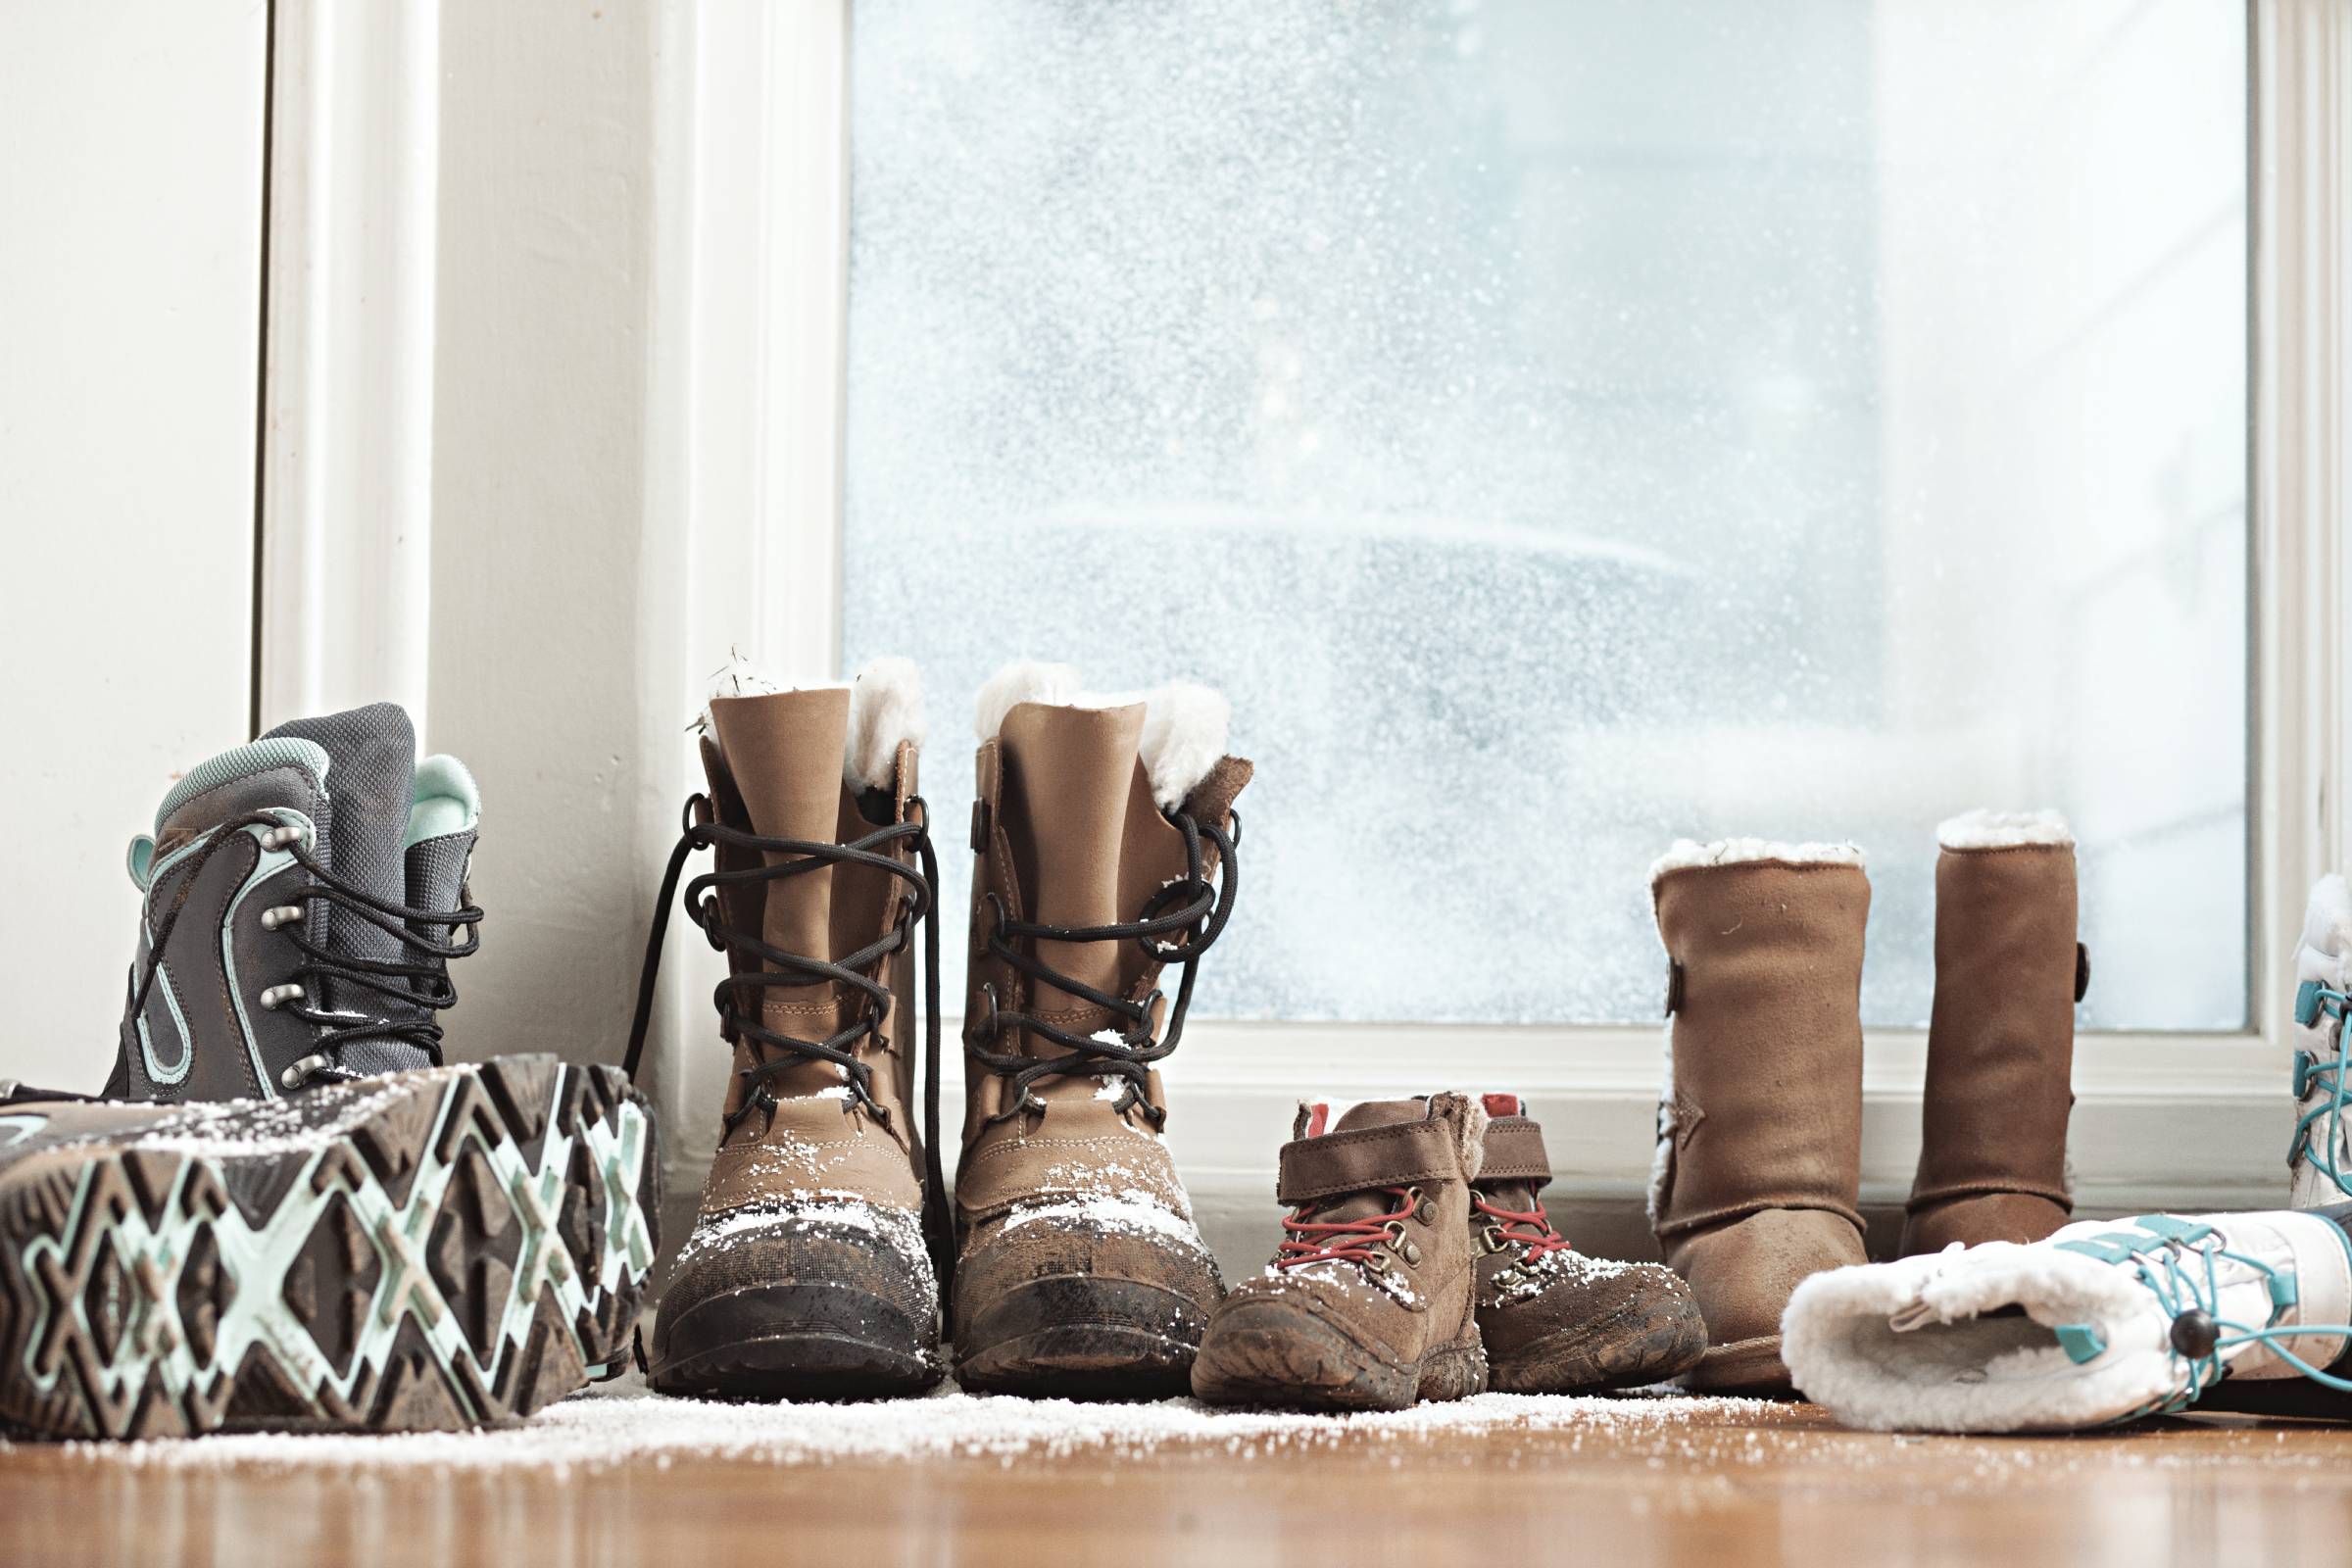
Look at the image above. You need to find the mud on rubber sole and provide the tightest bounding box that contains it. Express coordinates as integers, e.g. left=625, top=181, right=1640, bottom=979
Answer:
left=652, top=1280, right=944, bottom=1402
left=954, top=1276, right=1208, bottom=1399
left=1191, top=1299, right=1488, bottom=1412
left=0, top=1057, right=659, bottom=1439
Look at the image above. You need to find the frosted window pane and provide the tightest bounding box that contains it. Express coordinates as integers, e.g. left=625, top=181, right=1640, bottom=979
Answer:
left=840, top=0, right=2248, bottom=1030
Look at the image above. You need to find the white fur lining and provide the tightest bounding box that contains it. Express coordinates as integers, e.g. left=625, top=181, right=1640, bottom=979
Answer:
left=974, top=660, right=1230, bottom=812
left=2298, top=874, right=2352, bottom=977
left=845, top=657, right=927, bottom=792
left=1647, top=837, right=1865, bottom=885
left=1937, top=808, right=2073, bottom=851
left=1780, top=1245, right=2167, bottom=1434
left=700, top=654, right=927, bottom=792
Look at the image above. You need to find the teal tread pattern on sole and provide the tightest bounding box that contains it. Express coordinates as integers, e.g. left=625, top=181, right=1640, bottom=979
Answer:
left=0, top=1058, right=657, bottom=1439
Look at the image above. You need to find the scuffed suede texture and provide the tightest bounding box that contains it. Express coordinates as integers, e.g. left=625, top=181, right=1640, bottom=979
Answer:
left=1472, top=1112, right=1705, bottom=1393
left=1902, top=836, right=2079, bottom=1255
left=1651, top=856, right=1870, bottom=1390
left=1194, top=1094, right=1488, bottom=1410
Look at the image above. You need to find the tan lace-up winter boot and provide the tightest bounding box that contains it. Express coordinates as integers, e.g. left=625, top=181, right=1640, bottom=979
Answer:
left=644, top=660, right=950, bottom=1399
left=1649, top=839, right=1871, bottom=1393
left=1900, top=810, right=2084, bottom=1256
left=1469, top=1095, right=1706, bottom=1393
left=954, top=662, right=1248, bottom=1398
left=1192, top=1095, right=1489, bottom=1411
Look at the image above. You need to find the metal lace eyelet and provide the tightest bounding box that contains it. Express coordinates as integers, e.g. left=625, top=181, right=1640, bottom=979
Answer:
left=1480, top=1222, right=1509, bottom=1255
left=258, top=983, right=305, bottom=1010
left=1383, top=1219, right=1407, bottom=1248
left=279, top=1053, right=330, bottom=1091
left=1407, top=1186, right=1435, bottom=1223
left=1399, top=1239, right=1423, bottom=1266
left=259, top=905, right=304, bottom=932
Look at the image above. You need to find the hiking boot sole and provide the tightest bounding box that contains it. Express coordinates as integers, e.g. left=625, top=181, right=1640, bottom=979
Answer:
left=0, top=1057, right=658, bottom=1439
left=1676, top=1332, right=1795, bottom=1396
left=1190, top=1298, right=1488, bottom=1411
left=953, top=1275, right=1207, bottom=1398
left=1486, top=1298, right=1710, bottom=1394
left=650, top=1280, right=943, bottom=1401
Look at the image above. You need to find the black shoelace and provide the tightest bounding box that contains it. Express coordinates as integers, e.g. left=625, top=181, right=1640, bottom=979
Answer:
left=622, top=794, right=947, bottom=1256
left=969, top=808, right=1239, bottom=1127
left=126, top=812, right=481, bottom=1087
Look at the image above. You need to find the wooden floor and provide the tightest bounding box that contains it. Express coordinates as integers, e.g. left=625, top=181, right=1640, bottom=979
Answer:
left=7, top=1398, right=2352, bottom=1567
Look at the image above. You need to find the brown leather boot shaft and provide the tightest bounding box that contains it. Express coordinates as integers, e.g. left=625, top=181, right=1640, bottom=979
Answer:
left=1902, top=827, right=2080, bottom=1253
left=692, top=688, right=927, bottom=1209
left=959, top=697, right=1247, bottom=1203
left=1649, top=846, right=1870, bottom=1392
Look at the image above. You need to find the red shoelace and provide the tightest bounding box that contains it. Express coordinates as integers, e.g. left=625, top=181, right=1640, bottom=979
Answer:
left=1277, top=1186, right=1421, bottom=1268
left=1473, top=1195, right=1575, bottom=1261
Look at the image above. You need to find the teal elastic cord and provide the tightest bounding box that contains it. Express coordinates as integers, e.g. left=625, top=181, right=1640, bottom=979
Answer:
left=2069, top=1221, right=2352, bottom=1418
left=2291, top=982, right=2352, bottom=1199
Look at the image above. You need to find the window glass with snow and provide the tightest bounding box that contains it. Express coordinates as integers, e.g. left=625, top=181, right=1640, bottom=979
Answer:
left=838, top=0, right=2250, bottom=1031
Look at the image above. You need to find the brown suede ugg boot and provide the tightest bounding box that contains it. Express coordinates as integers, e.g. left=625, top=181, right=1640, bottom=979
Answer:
left=1470, top=1095, right=1706, bottom=1393
left=1899, top=810, right=2083, bottom=1256
left=1193, top=1095, right=1489, bottom=1411
left=953, top=662, right=1248, bottom=1397
left=1649, top=839, right=1871, bottom=1394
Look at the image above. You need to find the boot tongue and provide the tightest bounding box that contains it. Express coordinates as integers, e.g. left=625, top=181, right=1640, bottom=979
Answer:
left=998, top=701, right=1150, bottom=1017
left=262, top=706, right=420, bottom=1055
left=268, top=705, right=423, bottom=973
left=707, top=688, right=852, bottom=978
left=1305, top=1098, right=1431, bottom=1226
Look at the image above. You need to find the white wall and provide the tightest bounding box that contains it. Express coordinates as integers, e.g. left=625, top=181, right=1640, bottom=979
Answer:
left=0, top=3, right=269, bottom=1094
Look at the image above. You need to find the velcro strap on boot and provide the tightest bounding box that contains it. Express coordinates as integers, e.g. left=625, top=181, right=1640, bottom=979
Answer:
left=1277, top=1119, right=1456, bottom=1204
left=1479, top=1117, right=1552, bottom=1188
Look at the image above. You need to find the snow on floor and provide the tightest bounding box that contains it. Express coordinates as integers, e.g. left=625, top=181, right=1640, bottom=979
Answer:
left=5, top=1374, right=1795, bottom=1474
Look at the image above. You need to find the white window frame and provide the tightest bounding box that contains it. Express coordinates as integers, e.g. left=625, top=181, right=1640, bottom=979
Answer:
left=260, top=0, right=2351, bottom=1226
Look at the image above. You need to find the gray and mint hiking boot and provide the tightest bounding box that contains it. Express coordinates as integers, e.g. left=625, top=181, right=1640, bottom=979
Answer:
left=0, top=1059, right=656, bottom=1438
left=112, top=703, right=483, bottom=1100
left=0, top=705, right=662, bottom=1437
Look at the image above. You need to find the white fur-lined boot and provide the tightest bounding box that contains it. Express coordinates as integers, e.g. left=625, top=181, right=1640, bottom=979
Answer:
left=2291, top=875, right=2352, bottom=1209
left=1784, top=1207, right=2352, bottom=1431
left=953, top=662, right=1250, bottom=1398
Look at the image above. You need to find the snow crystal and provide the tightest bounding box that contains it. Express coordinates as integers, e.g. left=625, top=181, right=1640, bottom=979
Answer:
left=675, top=1194, right=935, bottom=1310
left=1494, top=1249, right=1642, bottom=1304
left=14, top=1371, right=1794, bottom=1473
left=1003, top=1193, right=1207, bottom=1249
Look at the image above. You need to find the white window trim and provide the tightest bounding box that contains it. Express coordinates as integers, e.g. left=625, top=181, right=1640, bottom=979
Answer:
left=260, top=0, right=2350, bottom=1226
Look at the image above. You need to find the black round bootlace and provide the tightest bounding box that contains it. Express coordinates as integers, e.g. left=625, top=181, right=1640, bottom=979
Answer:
left=126, top=811, right=482, bottom=1087
left=622, top=794, right=947, bottom=1242
left=969, top=808, right=1239, bottom=1127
